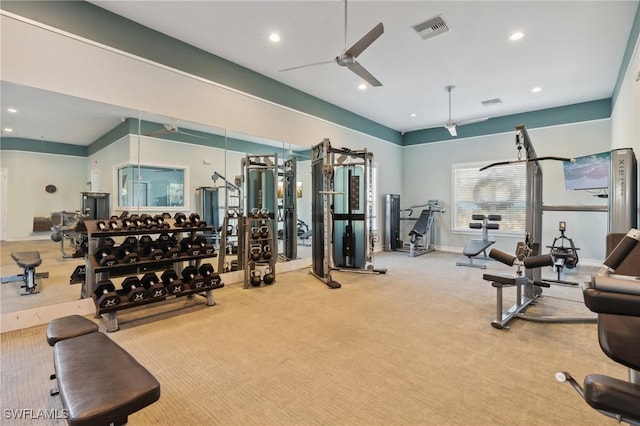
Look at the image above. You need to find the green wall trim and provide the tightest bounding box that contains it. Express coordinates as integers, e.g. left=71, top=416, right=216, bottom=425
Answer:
left=402, top=98, right=612, bottom=146
left=612, top=2, right=640, bottom=107
left=1, top=0, right=401, bottom=145
left=87, top=119, right=133, bottom=156
left=0, top=137, right=87, bottom=156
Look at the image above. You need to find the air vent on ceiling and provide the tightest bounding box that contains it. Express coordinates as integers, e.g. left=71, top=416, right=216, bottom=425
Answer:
left=481, top=98, right=503, bottom=106
left=412, top=15, right=449, bottom=40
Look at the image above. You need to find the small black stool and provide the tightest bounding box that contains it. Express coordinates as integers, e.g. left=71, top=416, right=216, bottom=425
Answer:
left=1, top=251, right=49, bottom=295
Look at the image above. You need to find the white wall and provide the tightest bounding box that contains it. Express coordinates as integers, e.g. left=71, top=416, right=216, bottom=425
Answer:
left=0, top=151, right=88, bottom=240
left=611, top=34, right=640, bottom=152
left=401, top=120, right=611, bottom=263
left=1, top=14, right=403, bottom=245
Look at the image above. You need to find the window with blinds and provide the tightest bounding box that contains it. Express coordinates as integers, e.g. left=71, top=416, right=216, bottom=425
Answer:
left=452, top=162, right=526, bottom=233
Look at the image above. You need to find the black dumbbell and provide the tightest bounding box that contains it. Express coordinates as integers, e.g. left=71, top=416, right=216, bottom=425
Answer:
left=180, top=238, right=202, bottom=256
left=107, top=220, right=119, bottom=231
left=163, top=243, right=182, bottom=259
left=104, top=237, right=116, bottom=247
left=230, top=260, right=239, bottom=271
left=117, top=245, right=140, bottom=264
left=161, top=270, right=186, bottom=294
left=121, top=217, right=137, bottom=230
left=181, top=266, right=205, bottom=290
left=199, top=263, right=223, bottom=289
left=95, top=247, right=118, bottom=266
left=145, top=243, right=165, bottom=261
left=174, top=212, right=190, bottom=227
left=96, top=221, right=108, bottom=231
left=121, top=276, right=148, bottom=303
left=140, top=214, right=156, bottom=229
left=139, top=234, right=153, bottom=245
left=193, top=236, right=215, bottom=255
left=153, top=215, right=170, bottom=229
left=124, top=236, right=139, bottom=246
left=95, top=280, right=120, bottom=308
left=189, top=213, right=206, bottom=227
left=140, top=272, right=167, bottom=298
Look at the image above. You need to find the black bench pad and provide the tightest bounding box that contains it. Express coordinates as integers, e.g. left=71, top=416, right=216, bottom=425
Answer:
left=483, top=273, right=527, bottom=287
left=47, top=315, right=99, bottom=346
left=584, top=374, right=640, bottom=420
left=54, top=332, right=160, bottom=426
left=11, top=251, right=42, bottom=268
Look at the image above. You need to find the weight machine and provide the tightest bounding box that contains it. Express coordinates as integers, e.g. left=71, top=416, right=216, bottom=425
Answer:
left=50, top=210, right=90, bottom=258
left=385, top=196, right=445, bottom=257
left=543, top=220, right=581, bottom=286
left=480, top=125, right=637, bottom=328
left=311, top=138, right=385, bottom=289
left=456, top=214, right=501, bottom=269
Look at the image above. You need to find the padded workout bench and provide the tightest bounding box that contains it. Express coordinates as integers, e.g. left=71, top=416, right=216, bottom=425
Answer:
left=1, top=251, right=49, bottom=295
left=47, top=316, right=161, bottom=425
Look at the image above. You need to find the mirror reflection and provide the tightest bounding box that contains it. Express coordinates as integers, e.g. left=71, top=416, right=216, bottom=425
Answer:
left=0, top=81, right=312, bottom=316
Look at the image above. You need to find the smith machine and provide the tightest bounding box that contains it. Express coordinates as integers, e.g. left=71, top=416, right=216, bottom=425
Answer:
left=482, top=125, right=637, bottom=329
left=311, top=138, right=386, bottom=289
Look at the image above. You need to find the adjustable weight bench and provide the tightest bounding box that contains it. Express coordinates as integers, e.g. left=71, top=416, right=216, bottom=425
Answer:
left=1, top=251, right=49, bottom=295
left=47, top=316, right=161, bottom=425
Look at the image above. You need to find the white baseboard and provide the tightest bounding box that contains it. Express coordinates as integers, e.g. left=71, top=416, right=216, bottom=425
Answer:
left=1, top=298, right=95, bottom=333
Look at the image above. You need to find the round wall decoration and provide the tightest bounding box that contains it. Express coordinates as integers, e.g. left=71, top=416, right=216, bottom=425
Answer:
left=45, top=184, right=57, bottom=194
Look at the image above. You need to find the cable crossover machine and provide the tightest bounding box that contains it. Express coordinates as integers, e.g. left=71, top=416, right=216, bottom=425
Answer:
left=311, top=138, right=386, bottom=289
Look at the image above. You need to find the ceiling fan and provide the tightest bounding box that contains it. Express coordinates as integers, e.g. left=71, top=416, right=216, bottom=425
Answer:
left=279, top=0, right=384, bottom=87
left=144, top=123, right=207, bottom=139
left=444, top=85, right=488, bottom=137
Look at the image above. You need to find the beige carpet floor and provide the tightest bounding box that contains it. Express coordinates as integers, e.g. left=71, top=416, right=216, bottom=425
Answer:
left=0, top=250, right=627, bottom=425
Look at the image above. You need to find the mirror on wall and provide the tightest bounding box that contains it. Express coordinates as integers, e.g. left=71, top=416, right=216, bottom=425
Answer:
left=0, top=81, right=314, bottom=317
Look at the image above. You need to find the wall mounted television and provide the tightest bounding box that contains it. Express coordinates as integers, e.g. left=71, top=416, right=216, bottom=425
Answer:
left=563, top=151, right=610, bottom=191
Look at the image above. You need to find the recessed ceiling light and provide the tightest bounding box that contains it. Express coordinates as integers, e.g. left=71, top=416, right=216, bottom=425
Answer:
left=410, top=113, right=416, bottom=117
left=269, top=33, right=280, bottom=43
left=358, top=83, right=367, bottom=90
left=509, top=31, right=524, bottom=41
left=531, top=86, right=542, bottom=93
left=7, top=107, right=17, bottom=113
left=3, top=128, right=14, bottom=133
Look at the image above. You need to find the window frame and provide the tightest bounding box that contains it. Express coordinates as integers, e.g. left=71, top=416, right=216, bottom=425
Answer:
left=114, top=162, right=190, bottom=211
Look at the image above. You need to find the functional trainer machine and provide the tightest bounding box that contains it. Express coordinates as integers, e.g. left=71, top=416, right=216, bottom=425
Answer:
left=480, top=125, right=637, bottom=328
left=456, top=214, right=501, bottom=269
left=311, top=138, right=385, bottom=289
left=384, top=196, right=444, bottom=257
left=556, top=229, right=640, bottom=424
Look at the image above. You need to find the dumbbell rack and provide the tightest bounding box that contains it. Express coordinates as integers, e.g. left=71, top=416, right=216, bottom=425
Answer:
left=83, top=218, right=222, bottom=332
left=243, top=216, right=276, bottom=289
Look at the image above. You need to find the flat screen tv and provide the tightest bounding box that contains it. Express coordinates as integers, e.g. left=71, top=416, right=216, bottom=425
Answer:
left=563, top=151, right=610, bottom=191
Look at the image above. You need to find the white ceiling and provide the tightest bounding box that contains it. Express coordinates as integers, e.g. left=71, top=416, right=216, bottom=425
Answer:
left=1, top=1, right=638, bottom=146
left=90, top=0, right=639, bottom=132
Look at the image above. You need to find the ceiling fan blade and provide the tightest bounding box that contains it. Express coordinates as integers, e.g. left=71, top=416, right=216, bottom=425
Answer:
left=344, top=22, right=384, bottom=58
left=347, top=61, right=382, bottom=87
left=143, top=129, right=170, bottom=137
left=457, top=117, right=489, bottom=126
left=279, top=60, right=336, bottom=72
left=178, top=130, right=208, bottom=140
